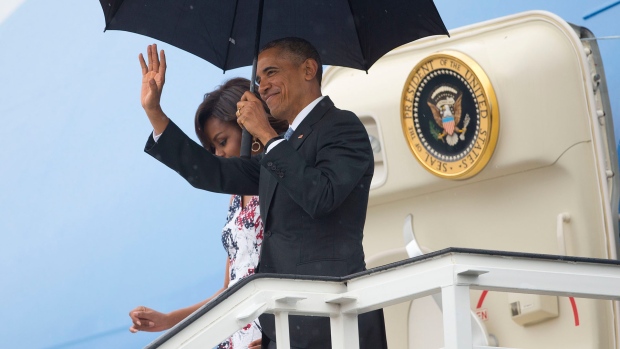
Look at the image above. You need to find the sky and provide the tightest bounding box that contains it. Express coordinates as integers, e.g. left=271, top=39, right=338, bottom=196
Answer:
left=0, top=1, right=618, bottom=349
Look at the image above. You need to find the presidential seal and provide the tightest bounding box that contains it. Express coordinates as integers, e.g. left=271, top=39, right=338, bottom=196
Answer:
left=401, top=51, right=499, bottom=179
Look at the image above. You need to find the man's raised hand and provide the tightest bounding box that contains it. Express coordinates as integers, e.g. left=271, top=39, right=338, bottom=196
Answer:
left=139, top=44, right=166, bottom=112
left=138, top=44, right=169, bottom=135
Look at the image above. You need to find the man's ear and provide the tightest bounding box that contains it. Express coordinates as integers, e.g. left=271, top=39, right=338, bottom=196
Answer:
left=303, top=58, right=319, bottom=82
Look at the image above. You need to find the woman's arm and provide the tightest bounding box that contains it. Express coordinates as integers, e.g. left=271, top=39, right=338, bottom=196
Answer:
left=129, top=258, right=231, bottom=333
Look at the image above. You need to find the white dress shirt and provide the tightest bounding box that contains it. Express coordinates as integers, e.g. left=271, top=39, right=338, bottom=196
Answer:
left=265, top=95, right=325, bottom=153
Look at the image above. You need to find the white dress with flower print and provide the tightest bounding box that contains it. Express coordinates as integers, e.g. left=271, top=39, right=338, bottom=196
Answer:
left=216, top=195, right=263, bottom=349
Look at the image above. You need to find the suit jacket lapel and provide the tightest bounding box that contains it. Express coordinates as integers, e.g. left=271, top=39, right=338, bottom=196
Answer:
left=288, top=96, right=334, bottom=150
left=261, top=96, right=334, bottom=223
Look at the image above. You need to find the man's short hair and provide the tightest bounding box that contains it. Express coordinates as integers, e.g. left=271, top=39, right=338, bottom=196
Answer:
left=260, top=37, right=323, bottom=86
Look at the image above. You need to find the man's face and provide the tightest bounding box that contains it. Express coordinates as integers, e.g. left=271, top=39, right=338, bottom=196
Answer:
left=256, top=48, right=307, bottom=122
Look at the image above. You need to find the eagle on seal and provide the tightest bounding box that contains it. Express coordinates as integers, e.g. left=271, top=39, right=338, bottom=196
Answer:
left=427, top=85, right=470, bottom=146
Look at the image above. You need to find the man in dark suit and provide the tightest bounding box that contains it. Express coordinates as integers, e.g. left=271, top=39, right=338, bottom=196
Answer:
left=141, top=38, right=387, bottom=349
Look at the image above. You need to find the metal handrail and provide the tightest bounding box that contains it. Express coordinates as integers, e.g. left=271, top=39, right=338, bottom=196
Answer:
left=145, top=248, right=620, bottom=349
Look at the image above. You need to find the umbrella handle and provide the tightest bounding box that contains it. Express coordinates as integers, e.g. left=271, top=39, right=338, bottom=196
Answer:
left=240, top=129, right=253, bottom=159
left=240, top=57, right=259, bottom=159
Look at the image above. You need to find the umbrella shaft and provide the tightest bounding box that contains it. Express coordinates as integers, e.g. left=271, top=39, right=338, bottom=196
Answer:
left=242, top=0, right=265, bottom=158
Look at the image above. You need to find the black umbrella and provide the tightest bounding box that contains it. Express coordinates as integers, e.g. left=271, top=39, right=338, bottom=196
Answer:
left=99, top=0, right=449, bottom=157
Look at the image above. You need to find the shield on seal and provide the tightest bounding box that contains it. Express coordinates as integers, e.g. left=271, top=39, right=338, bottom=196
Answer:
left=442, top=115, right=455, bottom=135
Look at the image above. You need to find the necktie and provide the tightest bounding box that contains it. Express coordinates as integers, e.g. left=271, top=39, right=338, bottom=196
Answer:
left=284, top=127, right=294, bottom=140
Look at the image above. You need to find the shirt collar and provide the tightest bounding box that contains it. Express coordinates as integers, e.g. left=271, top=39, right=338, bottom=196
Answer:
left=290, top=96, right=325, bottom=130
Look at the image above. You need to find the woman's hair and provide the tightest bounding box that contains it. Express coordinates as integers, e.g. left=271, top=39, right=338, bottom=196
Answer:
left=194, top=77, right=288, bottom=152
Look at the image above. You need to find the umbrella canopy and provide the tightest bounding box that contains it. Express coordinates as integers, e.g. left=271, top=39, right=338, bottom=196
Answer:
left=100, top=0, right=448, bottom=157
left=100, top=0, right=448, bottom=72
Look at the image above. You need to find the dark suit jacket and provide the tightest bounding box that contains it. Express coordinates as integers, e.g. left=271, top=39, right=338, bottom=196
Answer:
left=145, top=97, right=387, bottom=349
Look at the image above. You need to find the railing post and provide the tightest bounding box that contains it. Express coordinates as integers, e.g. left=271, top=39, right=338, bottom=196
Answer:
left=441, top=285, right=473, bottom=349
left=330, top=313, right=360, bottom=349
left=274, top=311, right=291, bottom=349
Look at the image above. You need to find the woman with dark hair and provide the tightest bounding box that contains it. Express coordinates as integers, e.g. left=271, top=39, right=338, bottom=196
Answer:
left=194, top=77, right=287, bottom=155
left=128, top=45, right=287, bottom=349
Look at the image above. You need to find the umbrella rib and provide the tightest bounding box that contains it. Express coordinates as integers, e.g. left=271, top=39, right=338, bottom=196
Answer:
left=223, top=0, right=242, bottom=72
left=103, top=0, right=127, bottom=31
left=194, top=6, right=222, bottom=69
left=429, top=1, right=450, bottom=37
left=345, top=0, right=368, bottom=71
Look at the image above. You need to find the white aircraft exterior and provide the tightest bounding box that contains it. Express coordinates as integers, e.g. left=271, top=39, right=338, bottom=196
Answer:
left=0, top=1, right=618, bottom=348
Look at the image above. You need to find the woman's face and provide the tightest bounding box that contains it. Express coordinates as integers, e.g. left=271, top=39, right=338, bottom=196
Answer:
left=204, top=117, right=242, bottom=158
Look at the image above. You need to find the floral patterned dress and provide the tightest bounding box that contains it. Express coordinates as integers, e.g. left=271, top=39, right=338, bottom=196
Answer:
left=217, top=195, right=263, bottom=349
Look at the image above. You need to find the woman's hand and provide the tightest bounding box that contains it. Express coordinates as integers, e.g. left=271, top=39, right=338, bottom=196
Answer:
left=248, top=338, right=262, bottom=349
left=138, top=44, right=170, bottom=134
left=128, top=306, right=173, bottom=333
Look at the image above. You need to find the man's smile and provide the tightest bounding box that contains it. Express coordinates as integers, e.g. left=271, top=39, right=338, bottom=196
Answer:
left=264, top=92, right=279, bottom=104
